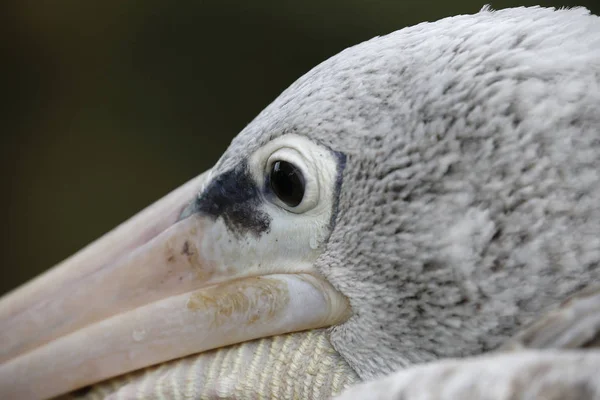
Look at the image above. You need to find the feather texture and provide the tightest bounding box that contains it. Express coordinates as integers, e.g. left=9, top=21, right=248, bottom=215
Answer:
left=335, top=350, right=600, bottom=400
left=335, top=285, right=600, bottom=399
left=59, top=330, right=358, bottom=400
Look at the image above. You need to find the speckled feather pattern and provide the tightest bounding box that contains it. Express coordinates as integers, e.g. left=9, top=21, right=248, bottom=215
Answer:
left=334, top=287, right=600, bottom=399
left=212, top=6, right=600, bottom=380
left=59, top=330, right=358, bottom=400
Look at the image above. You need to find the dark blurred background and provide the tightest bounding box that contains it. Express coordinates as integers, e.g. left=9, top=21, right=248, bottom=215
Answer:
left=2, top=0, right=598, bottom=295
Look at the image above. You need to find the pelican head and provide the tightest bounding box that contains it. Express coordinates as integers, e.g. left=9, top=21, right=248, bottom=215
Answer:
left=2, top=5, right=600, bottom=399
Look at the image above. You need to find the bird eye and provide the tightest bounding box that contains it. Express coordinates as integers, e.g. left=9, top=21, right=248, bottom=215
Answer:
left=269, top=160, right=305, bottom=208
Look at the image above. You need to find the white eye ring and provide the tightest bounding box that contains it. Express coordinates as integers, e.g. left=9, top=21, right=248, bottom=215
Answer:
left=266, top=147, right=319, bottom=214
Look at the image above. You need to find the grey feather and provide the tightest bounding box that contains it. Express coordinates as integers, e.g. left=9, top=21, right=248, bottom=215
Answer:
left=324, top=5, right=600, bottom=379
left=335, top=350, right=600, bottom=400
left=501, top=285, right=600, bottom=351
left=336, top=284, right=600, bottom=399
left=213, top=5, right=600, bottom=379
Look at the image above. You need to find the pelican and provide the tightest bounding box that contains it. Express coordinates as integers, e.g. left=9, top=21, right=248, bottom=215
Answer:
left=1, top=5, right=600, bottom=399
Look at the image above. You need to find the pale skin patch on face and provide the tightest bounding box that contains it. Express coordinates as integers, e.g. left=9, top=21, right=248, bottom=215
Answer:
left=186, top=277, right=290, bottom=327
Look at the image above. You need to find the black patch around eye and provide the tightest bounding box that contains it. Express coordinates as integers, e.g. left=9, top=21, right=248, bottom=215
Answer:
left=193, top=161, right=271, bottom=237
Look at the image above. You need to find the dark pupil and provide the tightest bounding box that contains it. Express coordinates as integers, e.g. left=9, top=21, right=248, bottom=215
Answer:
left=270, top=160, right=305, bottom=207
